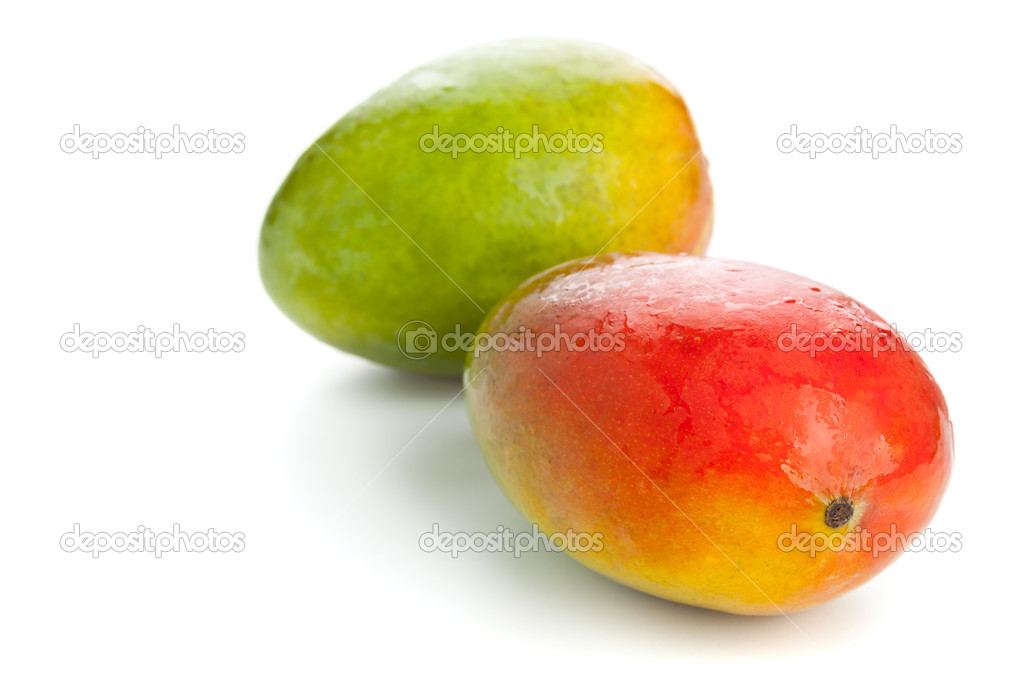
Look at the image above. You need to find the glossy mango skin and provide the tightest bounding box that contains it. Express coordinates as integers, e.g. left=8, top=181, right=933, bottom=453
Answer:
left=465, top=253, right=952, bottom=614
left=259, top=39, right=711, bottom=374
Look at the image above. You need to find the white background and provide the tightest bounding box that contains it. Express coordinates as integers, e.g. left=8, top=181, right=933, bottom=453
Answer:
left=3, top=1, right=1020, bottom=678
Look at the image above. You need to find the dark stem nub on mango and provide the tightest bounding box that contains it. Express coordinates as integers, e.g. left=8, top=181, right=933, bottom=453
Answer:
left=825, top=497, right=855, bottom=529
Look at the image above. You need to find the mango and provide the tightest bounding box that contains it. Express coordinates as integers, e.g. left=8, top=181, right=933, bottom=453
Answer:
left=259, top=39, right=711, bottom=374
left=464, top=252, right=952, bottom=614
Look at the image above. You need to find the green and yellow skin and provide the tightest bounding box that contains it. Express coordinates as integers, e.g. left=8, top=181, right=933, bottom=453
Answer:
left=465, top=253, right=953, bottom=614
left=260, top=39, right=712, bottom=374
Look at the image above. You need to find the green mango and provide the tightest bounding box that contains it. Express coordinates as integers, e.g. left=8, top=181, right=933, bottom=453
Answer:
left=259, top=38, right=712, bottom=374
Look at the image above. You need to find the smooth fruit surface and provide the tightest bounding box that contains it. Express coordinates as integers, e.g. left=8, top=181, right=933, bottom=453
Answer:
left=260, top=39, right=712, bottom=374
left=464, top=252, right=952, bottom=614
